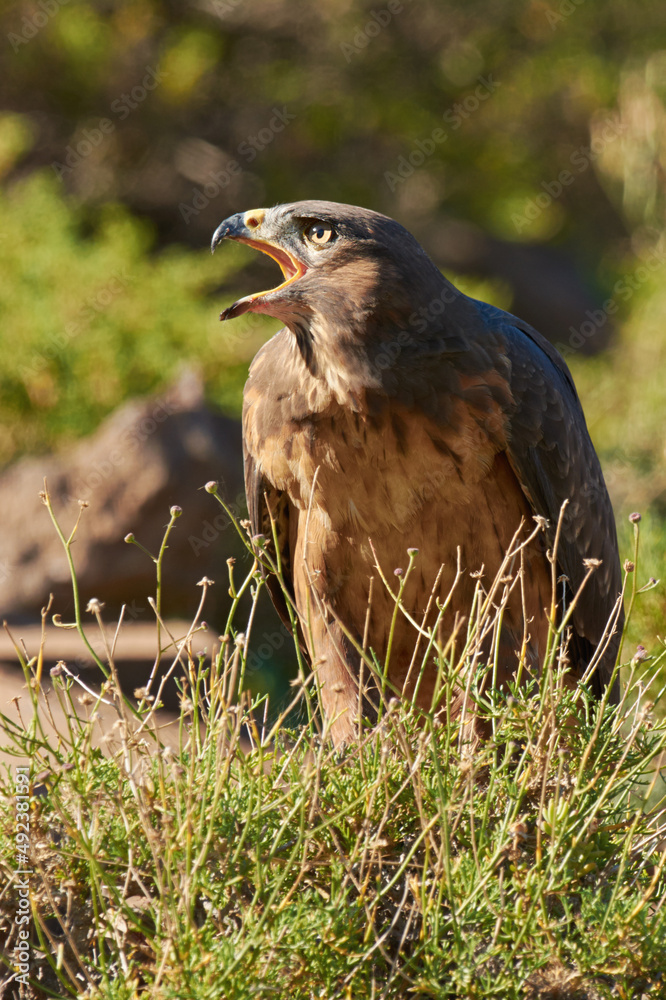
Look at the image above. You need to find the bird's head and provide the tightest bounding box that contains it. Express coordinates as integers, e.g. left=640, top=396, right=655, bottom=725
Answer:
left=214, top=200, right=449, bottom=320
left=211, top=200, right=477, bottom=386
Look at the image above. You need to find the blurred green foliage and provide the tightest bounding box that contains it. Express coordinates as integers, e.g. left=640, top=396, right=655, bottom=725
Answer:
left=1, top=0, right=665, bottom=254
left=0, top=172, right=276, bottom=463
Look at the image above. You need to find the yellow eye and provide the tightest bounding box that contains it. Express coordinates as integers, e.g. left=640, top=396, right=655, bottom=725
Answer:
left=305, top=221, right=336, bottom=246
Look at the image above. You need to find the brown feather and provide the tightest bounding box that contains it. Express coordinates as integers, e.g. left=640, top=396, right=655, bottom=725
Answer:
left=216, top=200, right=624, bottom=744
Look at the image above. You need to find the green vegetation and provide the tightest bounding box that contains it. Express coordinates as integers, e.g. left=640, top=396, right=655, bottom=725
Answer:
left=0, top=173, right=277, bottom=465
left=3, top=0, right=666, bottom=254
left=1, top=488, right=665, bottom=998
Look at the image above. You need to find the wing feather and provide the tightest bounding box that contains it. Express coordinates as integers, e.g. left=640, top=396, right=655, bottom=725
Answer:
left=474, top=300, right=623, bottom=699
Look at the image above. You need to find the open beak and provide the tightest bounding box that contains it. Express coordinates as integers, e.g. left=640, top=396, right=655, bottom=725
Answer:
left=211, top=209, right=308, bottom=320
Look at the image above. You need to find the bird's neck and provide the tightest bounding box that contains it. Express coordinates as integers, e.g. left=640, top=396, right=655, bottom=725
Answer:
left=286, top=277, right=482, bottom=409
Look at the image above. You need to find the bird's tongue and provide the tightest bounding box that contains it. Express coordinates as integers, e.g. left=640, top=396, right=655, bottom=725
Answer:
left=219, top=237, right=307, bottom=321
left=236, top=238, right=300, bottom=280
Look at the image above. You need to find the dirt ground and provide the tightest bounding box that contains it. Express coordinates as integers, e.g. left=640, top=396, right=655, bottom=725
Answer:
left=0, top=622, right=214, bottom=770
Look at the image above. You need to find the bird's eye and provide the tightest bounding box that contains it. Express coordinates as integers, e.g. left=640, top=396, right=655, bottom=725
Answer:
left=305, top=221, right=336, bottom=246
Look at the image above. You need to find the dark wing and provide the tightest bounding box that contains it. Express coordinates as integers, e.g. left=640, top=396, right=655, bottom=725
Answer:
left=474, top=300, right=623, bottom=700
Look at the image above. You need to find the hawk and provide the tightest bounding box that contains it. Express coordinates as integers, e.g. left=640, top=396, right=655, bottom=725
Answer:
left=211, top=201, right=623, bottom=744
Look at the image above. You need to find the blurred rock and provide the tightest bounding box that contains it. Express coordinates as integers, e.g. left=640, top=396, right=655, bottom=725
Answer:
left=0, top=372, right=248, bottom=623
left=416, top=217, right=615, bottom=355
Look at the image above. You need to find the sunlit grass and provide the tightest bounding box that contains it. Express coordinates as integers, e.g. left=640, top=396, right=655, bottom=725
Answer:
left=1, top=486, right=665, bottom=999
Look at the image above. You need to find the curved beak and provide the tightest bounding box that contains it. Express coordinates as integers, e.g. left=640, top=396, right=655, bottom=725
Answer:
left=211, top=209, right=308, bottom=321
left=211, top=211, right=259, bottom=253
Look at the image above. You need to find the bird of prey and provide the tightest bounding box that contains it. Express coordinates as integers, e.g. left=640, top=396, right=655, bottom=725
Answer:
left=211, top=201, right=623, bottom=744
